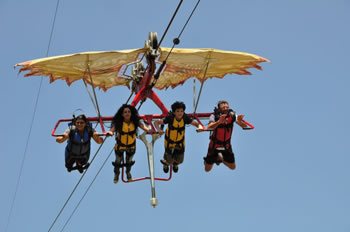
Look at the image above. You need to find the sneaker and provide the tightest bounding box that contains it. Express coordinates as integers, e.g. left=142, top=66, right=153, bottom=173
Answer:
left=126, top=172, right=132, bottom=181
left=160, top=160, right=169, bottom=173
left=77, top=164, right=84, bottom=173
left=163, top=165, right=169, bottom=173
left=173, top=164, right=179, bottom=173
left=113, top=173, right=119, bottom=184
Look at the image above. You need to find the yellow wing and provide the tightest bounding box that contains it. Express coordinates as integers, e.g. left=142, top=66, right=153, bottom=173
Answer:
left=16, top=47, right=268, bottom=91
left=155, top=47, right=269, bottom=90
left=16, top=48, right=146, bottom=91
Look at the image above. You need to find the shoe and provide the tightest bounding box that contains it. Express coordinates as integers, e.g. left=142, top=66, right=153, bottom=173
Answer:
left=83, top=162, right=90, bottom=170
left=163, top=165, right=169, bottom=173
left=113, top=173, right=119, bottom=184
left=173, top=164, right=179, bottom=173
left=215, top=153, right=223, bottom=165
left=78, top=167, right=84, bottom=173
left=77, top=164, right=84, bottom=173
left=160, top=160, right=169, bottom=173
left=126, top=172, right=132, bottom=181
left=113, top=175, right=119, bottom=184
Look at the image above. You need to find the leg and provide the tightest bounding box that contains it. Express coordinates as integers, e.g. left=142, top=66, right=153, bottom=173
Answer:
left=125, top=149, right=136, bottom=181
left=112, top=150, right=123, bottom=183
left=223, top=162, right=236, bottom=170
left=83, top=149, right=90, bottom=166
left=76, top=151, right=91, bottom=173
left=161, top=149, right=173, bottom=173
left=172, top=148, right=184, bottom=173
left=203, top=147, right=217, bottom=172
left=204, top=162, right=214, bottom=172
left=222, top=146, right=236, bottom=170
left=65, top=148, right=74, bottom=172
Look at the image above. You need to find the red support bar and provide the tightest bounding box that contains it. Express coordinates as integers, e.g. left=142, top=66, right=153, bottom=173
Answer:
left=121, top=165, right=172, bottom=183
left=51, top=112, right=253, bottom=137
left=51, top=118, right=73, bottom=137
left=241, top=119, right=255, bottom=130
left=147, top=90, right=169, bottom=115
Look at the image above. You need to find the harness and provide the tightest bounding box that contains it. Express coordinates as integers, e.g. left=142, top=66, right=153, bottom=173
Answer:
left=67, top=124, right=93, bottom=157
left=210, top=109, right=236, bottom=148
left=165, top=115, right=186, bottom=150
left=116, top=121, right=137, bottom=150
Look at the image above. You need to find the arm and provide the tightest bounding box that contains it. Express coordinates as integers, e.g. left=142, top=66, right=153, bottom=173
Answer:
left=154, top=119, right=165, bottom=135
left=236, top=114, right=248, bottom=129
left=139, top=122, right=151, bottom=133
left=92, top=131, right=104, bottom=144
left=56, top=132, right=69, bottom=143
left=190, top=120, right=204, bottom=130
left=106, top=126, right=115, bottom=137
left=207, top=114, right=227, bottom=130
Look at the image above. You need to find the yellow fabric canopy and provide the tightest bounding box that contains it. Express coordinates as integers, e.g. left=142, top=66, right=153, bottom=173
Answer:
left=16, top=47, right=268, bottom=91
left=156, top=47, right=268, bottom=89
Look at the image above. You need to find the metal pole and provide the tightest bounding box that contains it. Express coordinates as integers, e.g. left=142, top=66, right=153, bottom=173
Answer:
left=139, top=133, right=160, bottom=207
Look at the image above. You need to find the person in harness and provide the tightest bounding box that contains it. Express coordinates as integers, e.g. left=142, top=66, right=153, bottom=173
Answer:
left=204, top=100, right=248, bottom=172
left=155, top=101, right=203, bottom=173
left=107, top=104, right=150, bottom=183
left=56, top=114, right=104, bottom=173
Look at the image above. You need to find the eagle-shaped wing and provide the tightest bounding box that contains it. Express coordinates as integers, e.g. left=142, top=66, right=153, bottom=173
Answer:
left=154, top=47, right=268, bottom=90
left=15, top=48, right=146, bottom=91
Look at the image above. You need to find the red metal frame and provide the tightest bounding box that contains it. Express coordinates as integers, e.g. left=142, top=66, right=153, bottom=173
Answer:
left=130, top=56, right=169, bottom=115
left=51, top=113, right=215, bottom=137
left=121, top=165, right=172, bottom=183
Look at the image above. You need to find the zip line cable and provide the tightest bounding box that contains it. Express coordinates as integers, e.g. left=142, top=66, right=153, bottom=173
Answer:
left=47, top=137, right=108, bottom=232
left=59, top=148, right=114, bottom=232
left=152, top=0, right=201, bottom=87
left=177, top=0, right=201, bottom=43
left=4, top=1, right=61, bottom=231
left=140, top=0, right=184, bottom=62
left=157, top=0, right=184, bottom=49
left=164, top=0, right=201, bottom=60
left=125, top=91, right=134, bottom=104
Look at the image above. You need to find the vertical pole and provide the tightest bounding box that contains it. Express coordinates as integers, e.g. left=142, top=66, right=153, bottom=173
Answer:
left=139, top=133, right=159, bottom=207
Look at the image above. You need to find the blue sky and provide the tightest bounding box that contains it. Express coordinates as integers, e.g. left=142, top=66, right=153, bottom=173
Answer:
left=1, top=0, right=349, bottom=231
